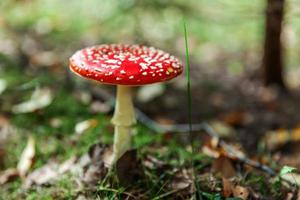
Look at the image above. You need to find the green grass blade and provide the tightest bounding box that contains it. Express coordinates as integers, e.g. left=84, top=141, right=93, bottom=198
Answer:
left=183, top=20, right=202, bottom=199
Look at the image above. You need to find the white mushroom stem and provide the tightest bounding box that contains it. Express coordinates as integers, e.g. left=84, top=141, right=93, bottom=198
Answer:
left=111, top=85, right=136, bottom=163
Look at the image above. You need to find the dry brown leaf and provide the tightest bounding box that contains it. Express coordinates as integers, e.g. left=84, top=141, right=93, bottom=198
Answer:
left=24, top=162, right=58, bottom=188
left=0, top=147, right=5, bottom=169
left=116, top=149, right=144, bottom=186
left=0, top=79, right=7, bottom=95
left=17, top=136, right=35, bottom=178
left=212, top=156, right=236, bottom=178
left=209, top=120, right=235, bottom=138
left=222, top=177, right=233, bottom=197
left=76, top=195, right=88, bottom=200
left=75, top=119, right=98, bottom=135
left=232, top=185, right=249, bottom=200
left=285, top=192, right=294, bottom=200
left=24, top=156, right=77, bottom=188
left=0, top=168, right=19, bottom=185
left=170, top=169, right=192, bottom=191
left=81, top=143, right=111, bottom=187
left=220, top=110, right=246, bottom=127
left=143, top=155, right=167, bottom=170
left=89, top=101, right=111, bottom=114
left=0, top=115, right=9, bottom=128
left=12, top=87, right=53, bottom=113
left=202, top=146, right=221, bottom=158
left=154, top=117, right=175, bottom=126
left=49, top=118, right=63, bottom=128
left=264, top=127, right=300, bottom=150
left=281, top=173, right=300, bottom=186
left=81, top=163, right=107, bottom=187
left=59, top=156, right=77, bottom=174
left=88, top=143, right=112, bottom=167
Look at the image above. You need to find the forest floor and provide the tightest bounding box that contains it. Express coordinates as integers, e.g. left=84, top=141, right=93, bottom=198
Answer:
left=1, top=63, right=300, bottom=200
left=2, top=0, right=300, bottom=199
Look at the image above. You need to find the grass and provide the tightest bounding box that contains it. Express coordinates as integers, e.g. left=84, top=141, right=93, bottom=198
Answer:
left=0, top=67, right=198, bottom=199
left=1, top=1, right=300, bottom=198
left=0, top=47, right=288, bottom=200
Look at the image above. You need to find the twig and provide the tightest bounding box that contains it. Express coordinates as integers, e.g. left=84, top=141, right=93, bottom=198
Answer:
left=89, top=87, right=280, bottom=178
left=90, top=87, right=210, bottom=133
left=199, top=123, right=276, bottom=177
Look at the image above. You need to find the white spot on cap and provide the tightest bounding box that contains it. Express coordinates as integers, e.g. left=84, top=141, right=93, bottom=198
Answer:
left=106, top=59, right=118, bottom=64
left=140, top=62, right=148, bottom=69
left=155, top=63, right=163, bottom=68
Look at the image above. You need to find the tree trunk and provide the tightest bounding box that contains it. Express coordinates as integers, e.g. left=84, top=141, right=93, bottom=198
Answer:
left=263, top=0, right=286, bottom=89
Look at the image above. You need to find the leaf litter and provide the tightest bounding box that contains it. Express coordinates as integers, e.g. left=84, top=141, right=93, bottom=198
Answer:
left=12, top=87, right=53, bottom=114
left=17, top=136, right=35, bottom=178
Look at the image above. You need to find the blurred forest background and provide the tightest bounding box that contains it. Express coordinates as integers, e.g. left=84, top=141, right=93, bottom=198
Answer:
left=1, top=0, right=300, bottom=199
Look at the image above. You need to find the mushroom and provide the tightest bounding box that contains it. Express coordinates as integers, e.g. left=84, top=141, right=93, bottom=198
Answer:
left=69, top=44, right=183, bottom=163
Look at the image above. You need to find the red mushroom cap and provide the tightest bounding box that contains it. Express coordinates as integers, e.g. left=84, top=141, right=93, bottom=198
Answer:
left=69, top=44, right=183, bottom=85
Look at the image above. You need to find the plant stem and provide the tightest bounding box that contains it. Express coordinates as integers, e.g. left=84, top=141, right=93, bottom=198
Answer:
left=111, top=85, right=136, bottom=163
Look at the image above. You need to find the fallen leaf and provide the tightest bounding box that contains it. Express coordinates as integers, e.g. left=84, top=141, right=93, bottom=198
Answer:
left=281, top=173, right=300, bottom=186
left=222, top=177, right=233, bottom=197
left=116, top=149, right=144, bottom=186
left=89, top=101, right=111, bottom=114
left=81, top=163, right=107, bottom=187
left=24, top=162, right=58, bottom=188
left=170, top=169, right=192, bottom=191
left=59, top=156, right=77, bottom=174
left=75, top=119, right=98, bottom=135
left=171, top=179, right=190, bottom=190
left=280, top=165, right=297, bottom=177
left=0, top=115, right=9, bottom=128
left=81, top=143, right=112, bottom=187
left=74, top=91, right=92, bottom=105
left=202, top=145, right=221, bottom=158
left=263, top=127, right=300, bottom=150
left=31, top=51, right=59, bottom=66
left=220, top=110, right=247, bottom=127
left=212, top=156, right=236, bottom=178
left=88, top=143, right=112, bottom=167
left=76, top=195, right=88, bottom=200
left=143, top=155, right=168, bottom=170
left=0, top=79, right=7, bottom=95
left=232, top=185, right=249, bottom=200
left=24, top=156, right=77, bottom=188
left=12, top=87, right=53, bottom=113
left=0, top=168, right=19, bottom=185
left=0, top=147, right=5, bottom=169
left=285, top=192, right=294, bottom=200
left=137, top=83, right=165, bottom=103
left=209, top=120, right=235, bottom=138
left=17, top=136, right=35, bottom=178
left=49, top=118, right=63, bottom=128
left=155, top=116, right=176, bottom=126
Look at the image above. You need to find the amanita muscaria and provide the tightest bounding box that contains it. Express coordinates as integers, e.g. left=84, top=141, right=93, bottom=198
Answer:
left=69, top=44, right=183, bottom=163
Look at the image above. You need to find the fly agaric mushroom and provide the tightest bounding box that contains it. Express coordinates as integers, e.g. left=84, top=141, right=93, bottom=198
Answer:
left=69, top=44, right=183, bottom=163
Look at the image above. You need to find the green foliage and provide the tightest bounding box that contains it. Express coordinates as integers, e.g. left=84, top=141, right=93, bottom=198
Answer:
left=201, top=192, right=222, bottom=200
left=279, top=165, right=297, bottom=177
